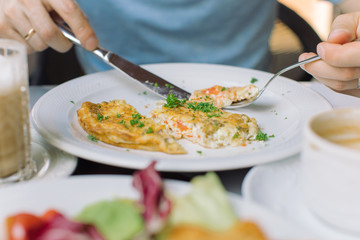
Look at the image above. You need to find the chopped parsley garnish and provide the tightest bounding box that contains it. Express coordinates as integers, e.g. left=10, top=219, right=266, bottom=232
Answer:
left=197, top=150, right=202, bottom=155
left=105, top=116, right=109, bottom=120
left=146, top=127, right=154, bottom=134
left=70, top=100, right=75, bottom=104
left=269, top=134, right=275, bottom=138
left=251, top=77, right=258, bottom=84
left=137, top=121, right=144, bottom=128
left=213, top=122, right=220, bottom=131
left=187, top=102, right=219, bottom=113
left=130, top=119, right=138, bottom=126
left=97, top=105, right=101, bottom=109
left=97, top=113, right=104, bottom=122
left=233, top=132, right=240, bottom=139
left=256, top=129, right=268, bottom=141
left=87, top=134, right=98, bottom=142
left=164, top=94, right=186, bottom=108
left=132, top=113, right=142, bottom=119
left=154, top=83, right=159, bottom=87
left=221, top=87, right=226, bottom=91
left=117, top=113, right=121, bottom=118
left=130, top=113, right=144, bottom=127
left=165, top=83, right=174, bottom=88
left=119, top=120, right=128, bottom=129
left=206, top=113, right=220, bottom=118
left=164, top=94, right=220, bottom=118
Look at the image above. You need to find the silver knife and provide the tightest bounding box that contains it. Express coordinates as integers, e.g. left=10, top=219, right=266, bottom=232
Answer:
left=56, top=22, right=191, bottom=100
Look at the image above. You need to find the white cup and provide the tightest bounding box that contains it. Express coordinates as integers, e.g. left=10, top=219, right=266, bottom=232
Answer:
left=0, top=39, right=34, bottom=184
left=300, top=108, right=360, bottom=234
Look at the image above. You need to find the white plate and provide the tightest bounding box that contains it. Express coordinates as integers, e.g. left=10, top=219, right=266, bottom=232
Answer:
left=31, top=128, right=77, bottom=179
left=31, top=63, right=331, bottom=172
left=0, top=175, right=318, bottom=239
left=242, top=155, right=360, bottom=240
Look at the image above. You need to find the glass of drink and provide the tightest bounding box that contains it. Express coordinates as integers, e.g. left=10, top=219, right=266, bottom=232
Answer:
left=0, top=39, right=35, bottom=184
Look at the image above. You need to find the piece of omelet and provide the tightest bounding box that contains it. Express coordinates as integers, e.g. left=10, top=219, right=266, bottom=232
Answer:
left=189, top=85, right=259, bottom=108
left=151, top=96, right=259, bottom=149
left=77, top=100, right=186, bottom=154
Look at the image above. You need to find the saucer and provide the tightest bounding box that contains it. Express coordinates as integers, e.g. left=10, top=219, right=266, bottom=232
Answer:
left=31, top=128, right=77, bottom=180
left=242, top=154, right=360, bottom=240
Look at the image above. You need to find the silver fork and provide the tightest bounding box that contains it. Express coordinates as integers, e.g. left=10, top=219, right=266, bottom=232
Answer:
left=226, top=55, right=321, bottom=109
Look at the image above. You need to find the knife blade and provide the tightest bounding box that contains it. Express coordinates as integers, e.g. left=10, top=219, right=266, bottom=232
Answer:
left=57, top=22, right=191, bottom=100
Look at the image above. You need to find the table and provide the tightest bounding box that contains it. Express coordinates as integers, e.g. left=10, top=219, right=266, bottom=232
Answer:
left=29, top=81, right=360, bottom=195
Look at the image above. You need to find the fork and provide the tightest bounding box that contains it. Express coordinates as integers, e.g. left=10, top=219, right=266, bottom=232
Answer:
left=226, top=55, right=321, bottom=109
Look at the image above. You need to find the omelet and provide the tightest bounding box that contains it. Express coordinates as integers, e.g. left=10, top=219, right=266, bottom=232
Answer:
left=150, top=95, right=259, bottom=148
left=189, top=85, right=259, bottom=108
left=77, top=100, right=186, bottom=154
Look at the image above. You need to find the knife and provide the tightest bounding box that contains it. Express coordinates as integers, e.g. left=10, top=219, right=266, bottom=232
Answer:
left=56, top=22, right=191, bottom=100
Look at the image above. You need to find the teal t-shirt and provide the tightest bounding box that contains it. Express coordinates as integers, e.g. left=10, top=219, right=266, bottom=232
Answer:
left=75, top=0, right=277, bottom=74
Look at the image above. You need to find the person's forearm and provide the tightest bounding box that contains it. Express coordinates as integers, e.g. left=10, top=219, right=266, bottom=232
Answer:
left=337, top=0, right=360, bottom=13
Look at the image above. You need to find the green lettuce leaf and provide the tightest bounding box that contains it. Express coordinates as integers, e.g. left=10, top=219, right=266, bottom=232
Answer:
left=169, top=172, right=237, bottom=231
left=76, top=199, right=144, bottom=240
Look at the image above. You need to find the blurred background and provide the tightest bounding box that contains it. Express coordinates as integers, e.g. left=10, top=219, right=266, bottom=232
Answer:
left=28, top=0, right=338, bottom=85
left=270, top=0, right=334, bottom=81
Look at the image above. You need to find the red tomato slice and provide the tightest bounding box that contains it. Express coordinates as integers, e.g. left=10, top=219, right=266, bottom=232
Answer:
left=6, top=213, right=45, bottom=240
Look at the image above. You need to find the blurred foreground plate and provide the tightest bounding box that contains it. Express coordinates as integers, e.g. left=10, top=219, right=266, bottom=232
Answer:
left=0, top=175, right=317, bottom=239
left=242, top=155, right=360, bottom=240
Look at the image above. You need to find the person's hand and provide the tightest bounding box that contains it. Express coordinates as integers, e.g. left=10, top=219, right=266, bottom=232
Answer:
left=299, top=12, right=360, bottom=98
left=0, top=0, right=98, bottom=53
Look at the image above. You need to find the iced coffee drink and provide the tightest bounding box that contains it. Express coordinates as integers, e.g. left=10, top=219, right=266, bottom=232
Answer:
left=0, top=40, right=33, bottom=183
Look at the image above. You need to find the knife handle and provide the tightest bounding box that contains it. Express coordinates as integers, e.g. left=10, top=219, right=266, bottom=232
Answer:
left=56, top=21, right=81, bottom=46
left=56, top=21, right=110, bottom=61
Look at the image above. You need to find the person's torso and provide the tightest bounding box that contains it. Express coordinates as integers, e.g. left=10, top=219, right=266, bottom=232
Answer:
left=75, top=0, right=277, bottom=73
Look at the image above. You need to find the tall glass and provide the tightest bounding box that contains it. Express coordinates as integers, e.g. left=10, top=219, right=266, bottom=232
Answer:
left=0, top=39, right=34, bottom=184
